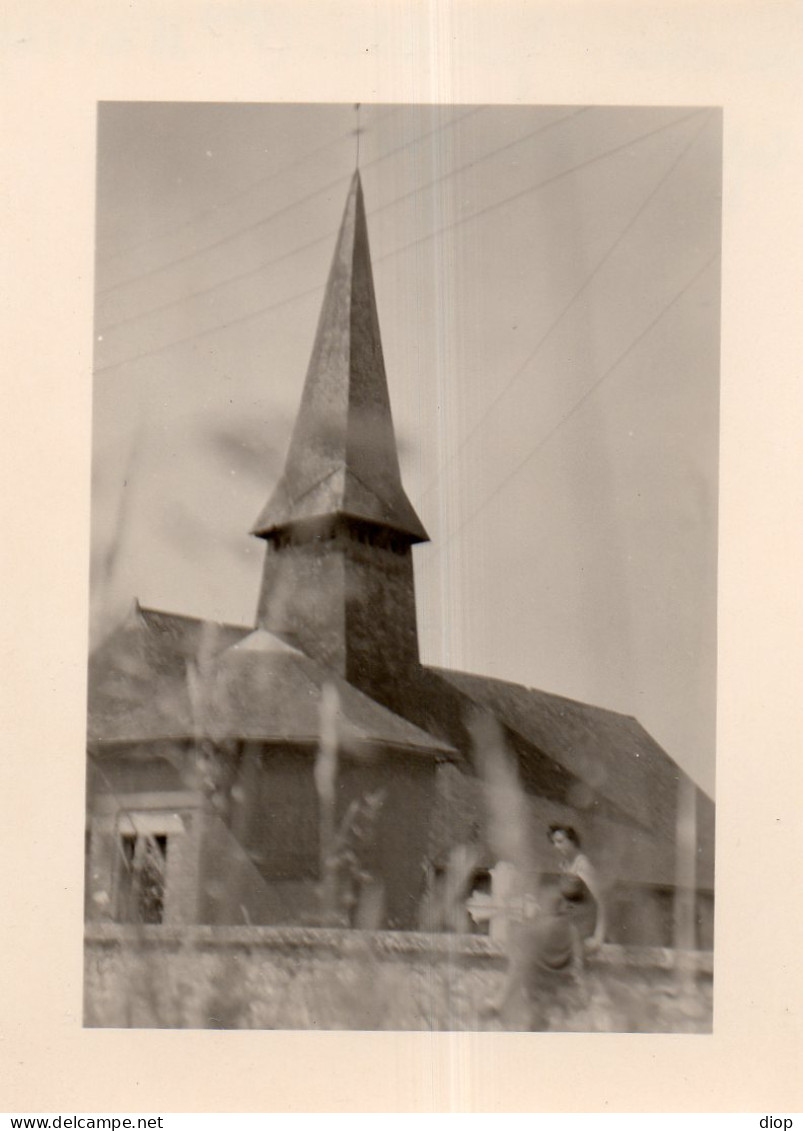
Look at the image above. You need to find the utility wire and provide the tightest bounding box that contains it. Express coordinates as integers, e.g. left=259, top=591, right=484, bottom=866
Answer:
left=98, top=107, right=584, bottom=337
left=97, top=106, right=398, bottom=269
left=437, top=251, right=720, bottom=550
left=417, top=110, right=713, bottom=503
left=380, top=108, right=705, bottom=267
left=94, top=108, right=704, bottom=376
left=98, top=106, right=481, bottom=298
left=94, top=280, right=325, bottom=376
left=94, top=421, right=144, bottom=611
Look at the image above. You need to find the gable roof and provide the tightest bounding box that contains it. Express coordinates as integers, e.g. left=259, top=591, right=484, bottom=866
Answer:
left=88, top=605, right=454, bottom=757
left=87, top=603, right=249, bottom=745
left=86, top=605, right=713, bottom=888
left=428, top=666, right=714, bottom=886
left=432, top=668, right=699, bottom=822
left=342, top=663, right=651, bottom=833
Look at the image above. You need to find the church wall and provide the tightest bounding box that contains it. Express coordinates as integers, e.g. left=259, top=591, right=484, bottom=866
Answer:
left=222, top=744, right=437, bottom=930
left=86, top=788, right=204, bottom=926
left=197, top=809, right=313, bottom=926
left=256, top=539, right=347, bottom=672
left=87, top=742, right=438, bottom=930
left=430, top=761, right=602, bottom=872
left=343, top=536, right=420, bottom=695
left=86, top=754, right=711, bottom=942
left=604, top=883, right=714, bottom=950
left=430, top=763, right=714, bottom=948
left=337, top=755, right=436, bottom=929
left=88, top=755, right=186, bottom=795
left=230, top=747, right=320, bottom=886
left=696, top=789, right=716, bottom=889
left=256, top=526, right=422, bottom=694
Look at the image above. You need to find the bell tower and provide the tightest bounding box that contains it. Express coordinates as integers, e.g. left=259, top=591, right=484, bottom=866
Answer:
left=253, top=172, right=429, bottom=698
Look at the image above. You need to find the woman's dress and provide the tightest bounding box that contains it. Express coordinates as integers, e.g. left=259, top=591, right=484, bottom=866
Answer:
left=559, top=852, right=599, bottom=940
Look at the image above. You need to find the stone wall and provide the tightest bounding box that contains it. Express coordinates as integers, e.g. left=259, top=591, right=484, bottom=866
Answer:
left=84, top=924, right=713, bottom=1032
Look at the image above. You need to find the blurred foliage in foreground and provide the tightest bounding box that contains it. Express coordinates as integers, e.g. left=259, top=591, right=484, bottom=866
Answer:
left=84, top=929, right=712, bottom=1032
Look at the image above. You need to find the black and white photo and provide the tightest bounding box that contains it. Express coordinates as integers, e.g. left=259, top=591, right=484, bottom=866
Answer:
left=84, top=102, right=720, bottom=1032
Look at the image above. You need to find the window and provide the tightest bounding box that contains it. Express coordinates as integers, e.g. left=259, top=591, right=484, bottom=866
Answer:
left=116, top=832, right=168, bottom=924
left=466, top=869, right=492, bottom=935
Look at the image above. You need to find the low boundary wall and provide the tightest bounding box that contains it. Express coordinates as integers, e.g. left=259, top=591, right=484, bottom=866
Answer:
left=84, top=924, right=713, bottom=1032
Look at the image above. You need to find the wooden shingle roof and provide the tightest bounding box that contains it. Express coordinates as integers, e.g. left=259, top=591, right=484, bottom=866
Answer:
left=251, top=171, right=428, bottom=544
left=88, top=604, right=454, bottom=757
left=428, top=666, right=714, bottom=888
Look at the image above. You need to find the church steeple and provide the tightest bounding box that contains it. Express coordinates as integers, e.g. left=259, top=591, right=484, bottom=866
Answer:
left=253, top=171, right=427, bottom=691
left=252, top=171, right=428, bottom=544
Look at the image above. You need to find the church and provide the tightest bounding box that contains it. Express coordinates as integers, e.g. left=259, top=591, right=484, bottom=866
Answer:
left=85, top=171, right=715, bottom=947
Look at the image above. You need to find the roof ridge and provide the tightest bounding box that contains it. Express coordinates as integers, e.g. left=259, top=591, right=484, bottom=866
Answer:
left=280, top=651, right=458, bottom=755
left=427, top=664, right=644, bottom=725
left=342, top=464, right=418, bottom=530
left=268, top=465, right=343, bottom=514
left=138, top=605, right=251, bottom=633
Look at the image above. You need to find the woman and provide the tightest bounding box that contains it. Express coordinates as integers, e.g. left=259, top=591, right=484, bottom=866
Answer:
left=484, top=876, right=587, bottom=1030
left=547, top=824, right=606, bottom=950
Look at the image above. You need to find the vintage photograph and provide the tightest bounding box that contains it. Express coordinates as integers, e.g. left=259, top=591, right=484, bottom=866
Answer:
left=84, top=102, right=720, bottom=1031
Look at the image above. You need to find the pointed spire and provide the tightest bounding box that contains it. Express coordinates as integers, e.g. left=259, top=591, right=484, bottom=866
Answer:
left=252, top=171, right=428, bottom=544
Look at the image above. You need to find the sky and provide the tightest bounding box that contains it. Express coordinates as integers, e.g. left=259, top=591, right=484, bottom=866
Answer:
left=91, top=102, right=721, bottom=795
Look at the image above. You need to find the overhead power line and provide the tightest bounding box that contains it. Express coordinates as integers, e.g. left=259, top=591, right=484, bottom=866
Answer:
left=418, top=110, right=714, bottom=504
left=383, top=108, right=705, bottom=266
left=97, top=106, right=585, bottom=337
left=97, top=106, right=481, bottom=298
left=438, top=251, right=720, bottom=550
left=97, top=106, right=400, bottom=269
left=94, top=278, right=327, bottom=376
left=94, top=108, right=706, bottom=376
